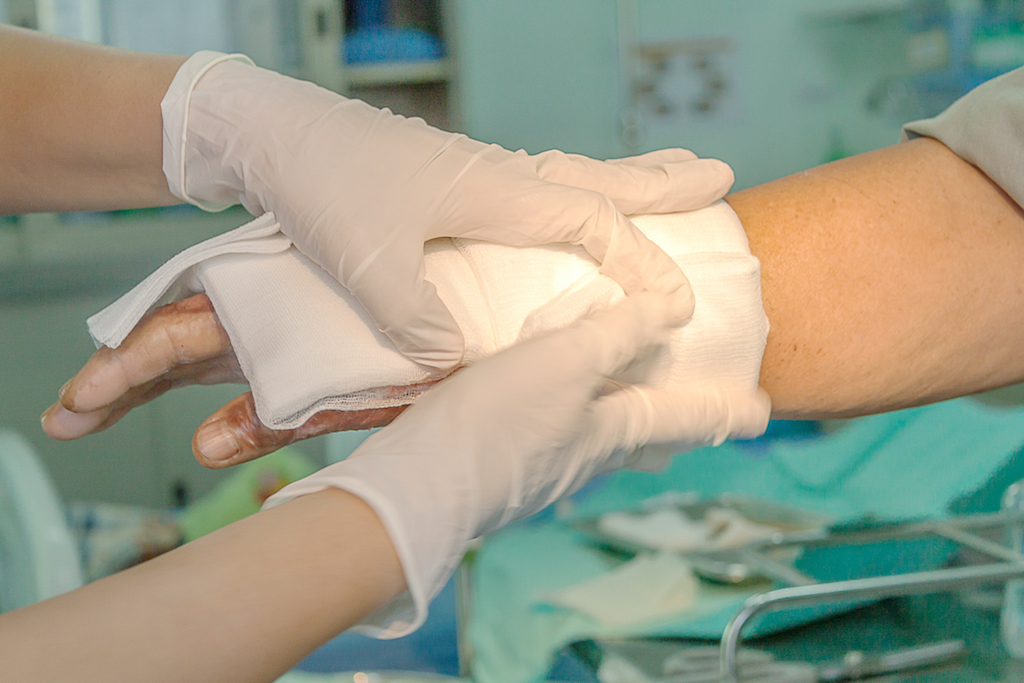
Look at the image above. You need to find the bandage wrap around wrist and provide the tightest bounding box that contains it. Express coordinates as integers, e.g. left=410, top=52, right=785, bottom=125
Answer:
left=88, top=201, right=768, bottom=428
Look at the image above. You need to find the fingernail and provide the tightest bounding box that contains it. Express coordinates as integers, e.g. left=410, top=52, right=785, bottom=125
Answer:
left=58, top=380, right=71, bottom=401
left=41, top=405, right=104, bottom=439
left=195, top=422, right=239, bottom=462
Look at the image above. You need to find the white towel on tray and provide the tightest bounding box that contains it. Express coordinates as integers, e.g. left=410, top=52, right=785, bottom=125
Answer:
left=88, top=201, right=769, bottom=431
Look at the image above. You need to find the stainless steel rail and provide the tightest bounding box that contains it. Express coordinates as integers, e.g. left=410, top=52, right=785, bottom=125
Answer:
left=719, top=509, right=1024, bottom=682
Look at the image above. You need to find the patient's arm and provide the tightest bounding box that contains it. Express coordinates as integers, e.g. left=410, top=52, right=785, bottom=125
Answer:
left=42, top=137, right=1024, bottom=462
left=732, top=136, right=1024, bottom=418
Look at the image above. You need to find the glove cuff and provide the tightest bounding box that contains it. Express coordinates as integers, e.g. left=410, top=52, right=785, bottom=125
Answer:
left=161, top=50, right=256, bottom=212
left=262, top=465, right=442, bottom=639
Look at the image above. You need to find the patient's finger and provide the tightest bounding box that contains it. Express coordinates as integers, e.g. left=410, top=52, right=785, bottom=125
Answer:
left=59, top=294, right=240, bottom=413
left=42, top=355, right=245, bottom=440
left=192, top=392, right=408, bottom=469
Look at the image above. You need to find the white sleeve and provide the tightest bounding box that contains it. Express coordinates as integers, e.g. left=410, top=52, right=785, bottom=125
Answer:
left=903, top=66, right=1024, bottom=209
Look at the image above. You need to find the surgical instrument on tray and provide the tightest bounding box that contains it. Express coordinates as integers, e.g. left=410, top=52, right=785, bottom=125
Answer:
left=719, top=508, right=1024, bottom=682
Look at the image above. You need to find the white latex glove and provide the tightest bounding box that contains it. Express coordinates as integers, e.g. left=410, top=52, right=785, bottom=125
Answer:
left=161, top=52, right=735, bottom=370
left=265, top=292, right=771, bottom=636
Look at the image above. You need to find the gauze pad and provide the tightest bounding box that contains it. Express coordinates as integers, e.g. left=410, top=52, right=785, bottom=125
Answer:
left=88, top=201, right=769, bottom=430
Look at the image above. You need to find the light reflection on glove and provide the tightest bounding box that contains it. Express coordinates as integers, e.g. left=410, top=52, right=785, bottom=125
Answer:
left=162, top=52, right=735, bottom=370
left=265, top=292, right=771, bottom=636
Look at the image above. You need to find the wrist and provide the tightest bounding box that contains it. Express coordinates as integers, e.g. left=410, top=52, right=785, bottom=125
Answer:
left=264, top=460, right=449, bottom=637
left=264, top=420, right=488, bottom=638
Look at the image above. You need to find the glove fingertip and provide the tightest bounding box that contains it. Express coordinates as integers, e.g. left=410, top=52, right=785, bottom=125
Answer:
left=629, top=289, right=693, bottom=329
left=667, top=284, right=695, bottom=324
left=727, top=387, right=772, bottom=442
left=606, top=148, right=699, bottom=165
left=711, top=158, right=735, bottom=189
left=391, top=323, right=465, bottom=371
left=671, top=158, right=735, bottom=196
left=357, top=271, right=466, bottom=371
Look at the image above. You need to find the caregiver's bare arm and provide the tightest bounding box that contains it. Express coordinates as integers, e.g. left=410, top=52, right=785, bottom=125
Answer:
left=730, top=136, right=1024, bottom=419
left=0, top=488, right=405, bottom=683
left=0, top=25, right=183, bottom=213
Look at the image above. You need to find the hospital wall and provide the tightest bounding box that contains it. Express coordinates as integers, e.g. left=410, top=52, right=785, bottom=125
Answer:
left=453, top=0, right=908, bottom=190
left=0, top=0, right=952, bottom=507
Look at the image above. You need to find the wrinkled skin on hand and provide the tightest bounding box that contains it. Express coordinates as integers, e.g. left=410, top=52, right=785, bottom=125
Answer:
left=41, top=294, right=415, bottom=468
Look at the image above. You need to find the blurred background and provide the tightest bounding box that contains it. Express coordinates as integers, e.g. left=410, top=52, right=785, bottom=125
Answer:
left=5, top=1, right=1024, bottom=678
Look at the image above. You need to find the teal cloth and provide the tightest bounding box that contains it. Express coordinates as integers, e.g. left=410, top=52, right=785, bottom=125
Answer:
left=468, top=399, right=1024, bottom=683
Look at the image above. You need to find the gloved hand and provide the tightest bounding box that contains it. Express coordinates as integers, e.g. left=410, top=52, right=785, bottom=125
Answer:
left=264, top=292, right=771, bottom=636
left=161, top=52, right=735, bottom=370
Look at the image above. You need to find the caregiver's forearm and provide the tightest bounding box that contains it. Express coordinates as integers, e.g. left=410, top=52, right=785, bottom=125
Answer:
left=0, top=489, right=405, bottom=683
left=730, top=137, right=1024, bottom=419
left=0, top=25, right=183, bottom=213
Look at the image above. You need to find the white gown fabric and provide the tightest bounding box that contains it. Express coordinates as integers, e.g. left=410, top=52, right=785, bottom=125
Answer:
left=88, top=201, right=769, bottom=430
left=903, top=64, right=1024, bottom=209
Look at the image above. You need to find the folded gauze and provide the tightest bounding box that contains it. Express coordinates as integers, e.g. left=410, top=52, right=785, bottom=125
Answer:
left=88, top=200, right=769, bottom=434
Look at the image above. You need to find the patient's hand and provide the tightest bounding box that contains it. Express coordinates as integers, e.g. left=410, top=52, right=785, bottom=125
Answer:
left=43, top=138, right=1024, bottom=467
left=41, top=294, right=410, bottom=468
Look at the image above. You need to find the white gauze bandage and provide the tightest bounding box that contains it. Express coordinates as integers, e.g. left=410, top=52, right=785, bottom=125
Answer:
left=88, top=201, right=769, bottom=436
